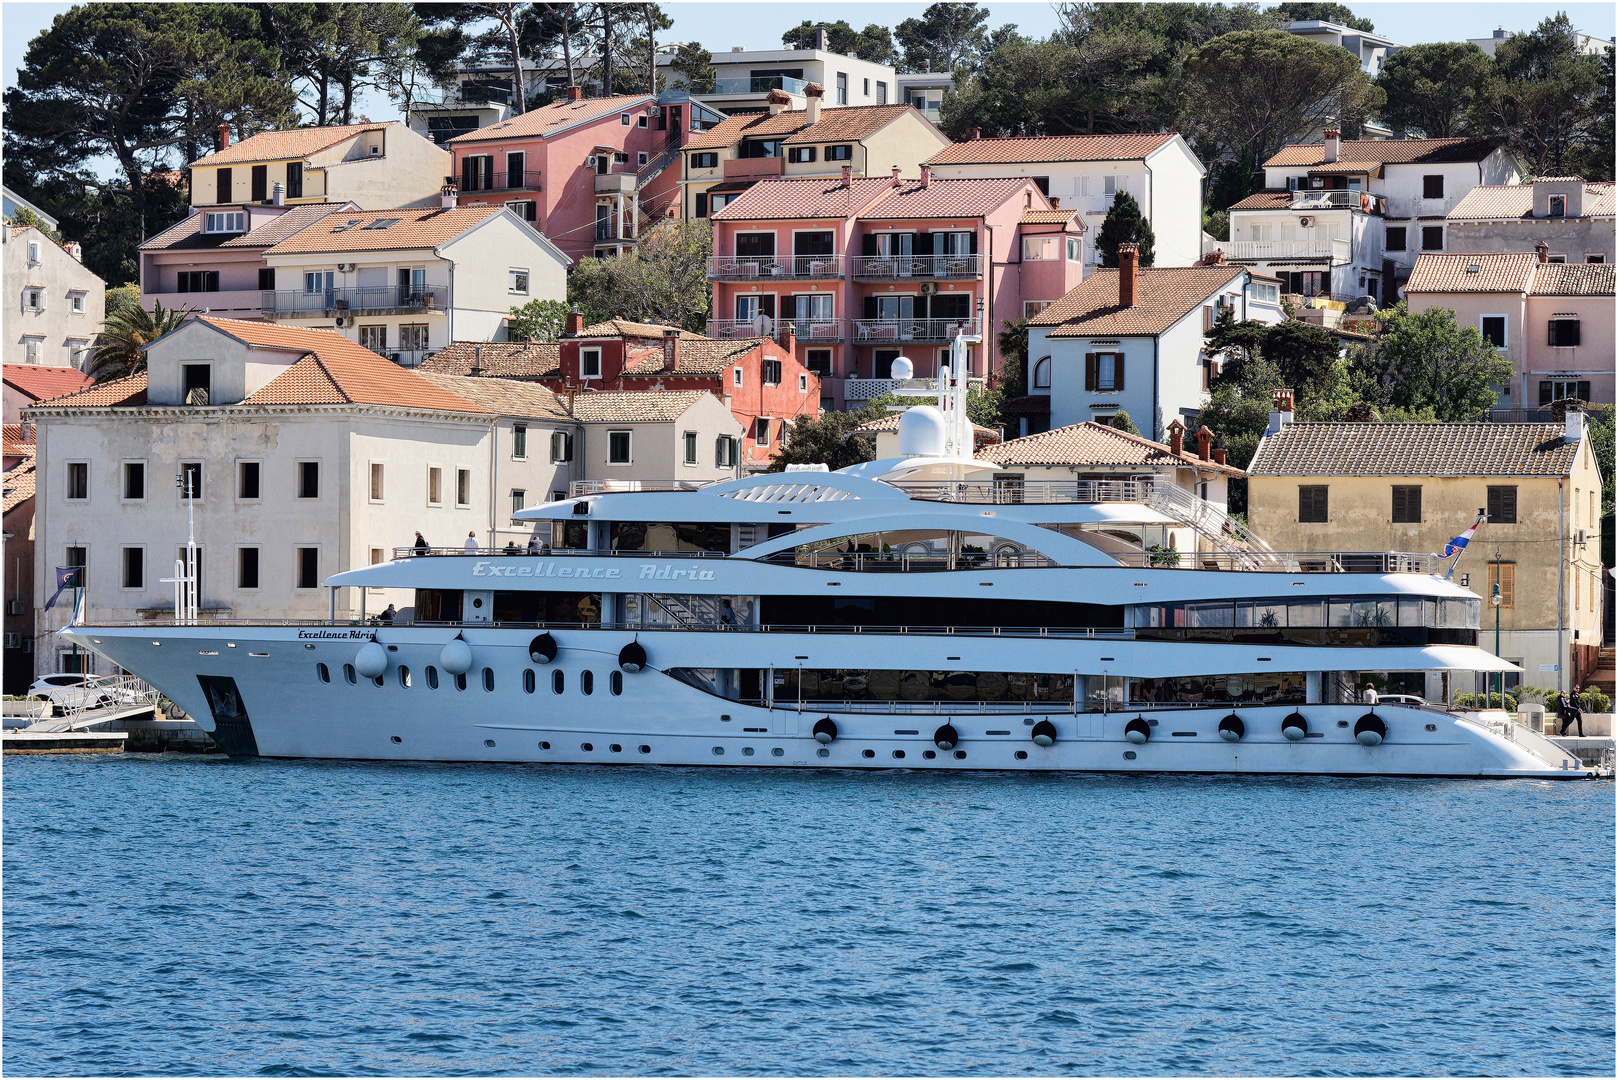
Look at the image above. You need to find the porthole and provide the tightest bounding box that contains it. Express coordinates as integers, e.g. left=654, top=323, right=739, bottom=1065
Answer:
left=639, top=745, right=651, bottom=754
left=610, top=670, right=623, bottom=696
left=317, top=663, right=330, bottom=683
left=1014, top=750, right=1028, bottom=760
left=482, top=668, right=494, bottom=692
left=1124, top=750, right=1137, bottom=760
left=923, top=750, right=936, bottom=759
left=771, top=747, right=784, bottom=757
left=553, top=669, right=564, bottom=694
left=523, top=669, right=535, bottom=694
left=398, top=665, right=411, bottom=688
left=391, top=735, right=401, bottom=744
left=540, top=741, right=551, bottom=750
left=1425, top=724, right=1437, bottom=732
left=581, top=670, right=594, bottom=695
left=743, top=746, right=755, bottom=756
left=1337, top=720, right=1350, bottom=728
left=484, top=739, right=495, bottom=748
left=954, top=750, right=966, bottom=760
left=344, top=663, right=357, bottom=685
left=712, top=746, right=724, bottom=756
left=817, top=748, right=830, bottom=758
left=610, top=743, right=622, bottom=753
left=373, top=675, right=384, bottom=688
left=582, top=742, right=593, bottom=752
left=862, top=749, right=875, bottom=759
left=426, top=665, right=439, bottom=689
left=892, top=750, right=905, bottom=759
left=472, top=597, right=483, bottom=608
left=454, top=673, right=467, bottom=691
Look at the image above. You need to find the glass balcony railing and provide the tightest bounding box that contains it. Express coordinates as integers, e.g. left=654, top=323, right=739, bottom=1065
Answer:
left=712, top=74, right=810, bottom=96
left=708, top=318, right=844, bottom=342
left=1290, top=189, right=1386, bottom=214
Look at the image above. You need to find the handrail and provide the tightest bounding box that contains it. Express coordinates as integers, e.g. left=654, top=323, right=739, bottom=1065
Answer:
left=262, top=284, right=447, bottom=315
left=851, top=254, right=983, bottom=279
left=707, top=256, right=846, bottom=280
left=852, top=318, right=979, bottom=343
left=24, top=674, right=162, bottom=731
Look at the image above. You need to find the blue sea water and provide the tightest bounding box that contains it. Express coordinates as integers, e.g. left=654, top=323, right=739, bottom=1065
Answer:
left=3, top=754, right=1613, bottom=1077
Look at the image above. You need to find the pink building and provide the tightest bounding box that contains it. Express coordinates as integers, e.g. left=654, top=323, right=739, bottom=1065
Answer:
left=708, top=168, right=1086, bottom=409
left=445, top=89, right=719, bottom=263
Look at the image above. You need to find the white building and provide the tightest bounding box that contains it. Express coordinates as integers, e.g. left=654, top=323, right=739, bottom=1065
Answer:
left=1468, top=26, right=1615, bottom=57
left=3, top=186, right=58, bottom=230
left=1025, top=247, right=1286, bottom=438
left=897, top=72, right=954, bottom=125
left=3, top=225, right=105, bottom=370
left=189, top=121, right=452, bottom=211
left=923, top=133, right=1208, bottom=268
left=258, top=199, right=570, bottom=364
left=1284, top=19, right=1405, bottom=78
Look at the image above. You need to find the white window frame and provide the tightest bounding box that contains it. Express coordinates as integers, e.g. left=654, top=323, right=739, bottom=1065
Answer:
left=68, top=291, right=86, bottom=314
left=64, top=460, right=90, bottom=502
left=754, top=417, right=770, bottom=446
left=637, top=151, right=648, bottom=166
left=1024, top=301, right=1050, bottom=319
left=733, top=366, right=744, bottom=388
left=799, top=373, right=808, bottom=392
left=620, top=113, right=631, bottom=126
left=682, top=430, right=698, bottom=467
left=1033, top=356, right=1052, bottom=389
left=608, top=430, right=632, bottom=465
left=204, top=211, right=246, bottom=234
left=581, top=347, right=602, bottom=379
left=509, top=267, right=530, bottom=295
left=1480, top=313, right=1508, bottom=350
left=512, top=423, right=528, bottom=461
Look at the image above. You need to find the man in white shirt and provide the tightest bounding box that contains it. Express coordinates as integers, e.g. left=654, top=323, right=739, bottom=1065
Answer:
left=1362, top=682, right=1379, bottom=706
left=464, top=531, right=478, bottom=554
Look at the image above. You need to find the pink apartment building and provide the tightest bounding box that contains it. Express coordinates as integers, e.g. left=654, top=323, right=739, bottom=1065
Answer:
left=445, top=89, right=720, bottom=263
left=708, top=167, right=1086, bottom=409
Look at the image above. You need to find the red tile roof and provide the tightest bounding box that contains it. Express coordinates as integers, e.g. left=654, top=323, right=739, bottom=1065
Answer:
left=26, top=374, right=149, bottom=409
left=138, top=203, right=356, bottom=252
left=859, top=176, right=1038, bottom=219
left=568, top=390, right=714, bottom=423
left=623, top=338, right=763, bottom=375
left=263, top=205, right=503, bottom=254
left=2, top=366, right=94, bottom=402
left=1448, top=182, right=1615, bottom=220
left=3, top=424, right=33, bottom=455
left=577, top=319, right=703, bottom=340
left=1028, top=266, right=1245, bottom=337
left=190, top=123, right=388, bottom=168
left=980, top=421, right=1244, bottom=475
left=419, top=342, right=562, bottom=378
left=3, top=457, right=36, bottom=514
left=925, top=133, right=1179, bottom=166
left=417, top=373, right=573, bottom=420
left=1405, top=253, right=1538, bottom=293
left=1228, top=189, right=1294, bottom=211
left=1265, top=137, right=1498, bottom=168
left=447, top=94, right=654, bottom=144
left=1529, top=262, right=1615, bottom=296
left=684, top=104, right=916, bottom=151
left=1249, top=423, right=1581, bottom=477
left=1020, top=209, right=1081, bottom=225
left=711, top=176, right=895, bottom=221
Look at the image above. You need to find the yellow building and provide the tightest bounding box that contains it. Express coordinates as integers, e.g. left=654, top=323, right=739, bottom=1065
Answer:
left=189, top=121, right=451, bottom=211
left=1248, top=413, right=1605, bottom=693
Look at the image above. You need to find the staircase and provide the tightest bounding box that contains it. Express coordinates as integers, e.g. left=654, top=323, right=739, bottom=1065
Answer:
left=1145, top=483, right=1289, bottom=569
left=1590, top=645, right=1616, bottom=699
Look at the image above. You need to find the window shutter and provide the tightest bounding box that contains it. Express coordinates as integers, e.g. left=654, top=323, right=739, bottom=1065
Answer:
left=1114, top=355, right=1125, bottom=391
left=779, top=295, right=796, bottom=320
left=695, top=192, right=708, bottom=218
left=969, top=231, right=978, bottom=255
left=865, top=296, right=878, bottom=319
left=862, top=233, right=878, bottom=256
left=1539, top=381, right=1553, bottom=405
left=1548, top=321, right=1557, bottom=347
left=461, top=156, right=476, bottom=191
left=1567, top=322, right=1582, bottom=347
left=1084, top=353, right=1097, bottom=391
left=759, top=295, right=775, bottom=318
left=1578, top=380, right=1590, bottom=400
left=1203, top=305, right=1213, bottom=332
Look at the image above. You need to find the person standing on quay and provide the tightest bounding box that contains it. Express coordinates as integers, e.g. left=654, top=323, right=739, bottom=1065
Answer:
left=1559, top=686, right=1585, bottom=736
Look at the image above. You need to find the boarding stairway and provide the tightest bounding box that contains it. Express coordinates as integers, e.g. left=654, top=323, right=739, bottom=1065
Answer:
left=1145, top=483, right=1288, bottom=569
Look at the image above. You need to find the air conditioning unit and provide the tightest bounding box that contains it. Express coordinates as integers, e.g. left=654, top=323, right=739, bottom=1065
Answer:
left=335, top=317, right=349, bottom=328
left=7, top=599, right=23, bottom=615
left=337, top=263, right=356, bottom=273
left=1298, top=216, right=1314, bottom=228
left=1575, top=528, right=1588, bottom=546
left=919, top=282, right=937, bottom=295
left=4, top=633, right=21, bottom=649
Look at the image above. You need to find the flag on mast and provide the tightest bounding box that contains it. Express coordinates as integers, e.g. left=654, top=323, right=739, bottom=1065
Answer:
left=1439, top=512, right=1486, bottom=559
left=43, top=565, right=83, bottom=611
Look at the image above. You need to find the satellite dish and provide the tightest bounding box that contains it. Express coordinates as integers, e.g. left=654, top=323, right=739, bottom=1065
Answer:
left=752, top=313, right=774, bottom=337
left=890, top=356, right=914, bottom=380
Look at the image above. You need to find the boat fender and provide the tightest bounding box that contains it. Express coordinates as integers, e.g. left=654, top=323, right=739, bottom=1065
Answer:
left=1282, top=712, right=1309, bottom=741
left=528, top=633, right=558, bottom=664
left=1354, top=713, right=1387, bottom=746
left=1124, top=716, right=1151, bottom=745
left=1218, top=713, right=1245, bottom=742
left=812, top=717, right=838, bottom=744
left=439, top=635, right=473, bottom=675
left=933, top=723, right=958, bottom=750
left=618, top=639, right=647, bottom=673
left=354, top=641, right=388, bottom=679
left=1031, top=719, right=1057, bottom=747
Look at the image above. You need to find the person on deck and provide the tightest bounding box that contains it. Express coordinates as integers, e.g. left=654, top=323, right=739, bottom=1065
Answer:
left=464, top=531, right=478, bottom=554
left=414, top=532, right=430, bottom=555
left=1362, top=682, right=1379, bottom=706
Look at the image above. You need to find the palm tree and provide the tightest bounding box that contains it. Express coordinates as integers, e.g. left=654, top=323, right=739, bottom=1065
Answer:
left=87, top=301, right=192, bottom=383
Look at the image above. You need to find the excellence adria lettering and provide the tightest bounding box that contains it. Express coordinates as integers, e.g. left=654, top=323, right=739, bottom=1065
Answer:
left=469, top=560, right=716, bottom=581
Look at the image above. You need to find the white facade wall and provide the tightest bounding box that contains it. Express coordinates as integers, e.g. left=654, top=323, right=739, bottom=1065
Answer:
left=3, top=227, right=106, bottom=370
left=581, top=394, right=744, bottom=485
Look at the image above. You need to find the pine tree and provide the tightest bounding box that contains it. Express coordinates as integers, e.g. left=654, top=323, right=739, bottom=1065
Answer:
left=1095, top=191, right=1155, bottom=267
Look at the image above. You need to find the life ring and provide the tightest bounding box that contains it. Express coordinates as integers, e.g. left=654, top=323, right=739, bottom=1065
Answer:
left=933, top=723, right=958, bottom=750
left=1124, top=716, right=1151, bottom=744
left=618, top=640, right=647, bottom=672
left=1282, top=712, right=1309, bottom=741
left=1218, top=713, right=1245, bottom=742
left=528, top=633, right=558, bottom=664
left=1031, top=719, right=1057, bottom=747
left=1355, top=713, right=1388, bottom=746
left=812, top=717, right=838, bottom=744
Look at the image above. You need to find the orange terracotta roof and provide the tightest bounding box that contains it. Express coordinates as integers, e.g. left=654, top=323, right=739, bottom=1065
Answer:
left=2, top=365, right=94, bottom=402
left=447, top=94, right=654, bottom=144
left=26, top=373, right=148, bottom=409
left=1530, top=262, right=1615, bottom=296
left=1448, top=182, right=1615, bottom=220
left=925, top=133, right=1179, bottom=166
left=1228, top=189, right=1294, bottom=211
left=419, top=342, right=562, bottom=378
left=1265, top=137, right=1498, bottom=168
left=263, top=205, right=503, bottom=254
left=859, top=176, right=1038, bottom=219
left=190, top=123, right=387, bottom=168
left=568, top=389, right=713, bottom=423
left=576, top=319, right=704, bottom=340
left=623, top=338, right=762, bottom=375
left=711, top=176, right=895, bottom=221
left=3, top=457, right=36, bottom=514
left=1020, top=209, right=1081, bottom=225
left=1405, top=253, right=1538, bottom=293
left=139, top=202, right=356, bottom=252
left=980, top=421, right=1244, bottom=475
left=1029, top=266, right=1245, bottom=338
left=685, top=104, right=914, bottom=151
left=784, top=104, right=924, bottom=145
left=417, top=373, right=572, bottom=420
left=1249, top=423, right=1581, bottom=478
left=3, top=424, right=33, bottom=455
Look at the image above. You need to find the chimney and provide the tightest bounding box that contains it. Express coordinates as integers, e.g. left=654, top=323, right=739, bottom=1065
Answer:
left=217, top=123, right=231, bottom=151
left=1211, top=448, right=1227, bottom=465
left=567, top=85, right=582, bottom=101
left=65, top=241, right=83, bottom=263
left=1047, top=195, right=1057, bottom=208
left=272, top=181, right=284, bottom=206
left=471, top=345, right=483, bottom=377
left=804, top=82, right=823, bottom=125
left=779, top=324, right=796, bottom=355
left=815, top=26, right=828, bottom=51
left=662, top=327, right=681, bottom=371
left=1566, top=406, right=1586, bottom=443
left=564, top=309, right=585, bottom=337
left=1494, top=27, right=1506, bottom=39
left=1267, top=388, right=1295, bottom=435
left=1204, top=248, right=1224, bottom=265
left=1323, top=129, right=1340, bottom=164
left=920, top=164, right=931, bottom=188
left=1535, top=240, right=1549, bottom=263
left=840, top=164, right=852, bottom=187
left=891, top=165, right=901, bottom=186
left=440, top=183, right=458, bottom=210
left=1195, top=425, right=1213, bottom=461
left=966, top=127, right=981, bottom=141
left=1167, top=419, right=1185, bottom=457
left=1117, top=242, right=1139, bottom=307
left=767, top=88, right=791, bottom=116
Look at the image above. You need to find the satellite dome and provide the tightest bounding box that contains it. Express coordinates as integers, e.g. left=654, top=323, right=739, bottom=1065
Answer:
left=889, top=356, right=914, bottom=381
left=897, top=405, right=947, bottom=457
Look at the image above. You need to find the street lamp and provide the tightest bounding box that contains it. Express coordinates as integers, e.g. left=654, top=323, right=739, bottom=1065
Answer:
left=1491, top=580, right=1503, bottom=707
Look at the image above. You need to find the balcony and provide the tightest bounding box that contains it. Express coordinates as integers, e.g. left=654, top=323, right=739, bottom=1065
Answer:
left=722, top=156, right=785, bottom=180
left=712, top=74, right=809, bottom=96
left=852, top=254, right=983, bottom=280
left=853, top=318, right=979, bottom=344
left=261, top=284, right=448, bottom=318
left=594, top=221, right=636, bottom=242
left=460, top=169, right=543, bottom=193
left=1207, top=238, right=1351, bottom=264
left=708, top=317, right=845, bottom=342
left=1290, top=189, right=1386, bottom=214
left=707, top=255, right=845, bottom=280
left=594, top=172, right=637, bottom=195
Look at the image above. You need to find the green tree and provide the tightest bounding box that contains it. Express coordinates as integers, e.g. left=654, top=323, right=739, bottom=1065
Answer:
left=1255, top=320, right=1345, bottom=404
left=1351, top=302, right=1514, bottom=421
left=1588, top=404, right=1614, bottom=520
left=4, top=207, right=62, bottom=245
left=1181, top=30, right=1384, bottom=171
left=1375, top=42, right=1491, bottom=138
left=1198, top=354, right=1283, bottom=514
left=104, top=282, right=141, bottom=321
left=565, top=219, right=713, bottom=330
left=1109, top=409, right=1140, bottom=435
left=1095, top=190, right=1156, bottom=267
left=768, top=403, right=884, bottom=472
left=1271, top=3, right=1374, bottom=32
left=896, top=3, right=990, bottom=74
left=88, top=300, right=192, bottom=383
left=1474, top=14, right=1615, bottom=180
left=996, top=318, right=1029, bottom=397
left=1202, top=208, right=1229, bottom=242
left=780, top=20, right=900, bottom=67
left=667, top=41, right=716, bottom=93
left=507, top=298, right=570, bottom=341
left=565, top=257, right=617, bottom=326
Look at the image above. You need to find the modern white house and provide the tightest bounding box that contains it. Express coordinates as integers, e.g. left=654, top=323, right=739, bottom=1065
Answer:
left=924, top=133, right=1207, bottom=268
left=1284, top=19, right=1405, bottom=78
left=257, top=198, right=570, bottom=364
left=1025, top=247, right=1286, bottom=438
left=3, top=224, right=105, bottom=370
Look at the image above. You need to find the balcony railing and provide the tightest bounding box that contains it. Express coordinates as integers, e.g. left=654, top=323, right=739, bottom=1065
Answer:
left=460, top=169, right=543, bottom=193
left=713, top=74, right=809, bottom=96
left=708, top=256, right=845, bottom=280
left=852, top=254, right=982, bottom=280
left=1208, top=239, right=1351, bottom=263
left=853, top=318, right=979, bottom=344
left=1290, top=189, right=1386, bottom=214
left=709, top=317, right=845, bottom=342
left=594, top=172, right=637, bottom=194
left=262, top=285, right=448, bottom=316
left=595, top=222, right=635, bottom=242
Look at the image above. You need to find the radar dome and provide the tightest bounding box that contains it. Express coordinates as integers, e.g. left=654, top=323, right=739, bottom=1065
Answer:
left=897, top=405, right=947, bottom=457
left=889, top=356, right=914, bottom=381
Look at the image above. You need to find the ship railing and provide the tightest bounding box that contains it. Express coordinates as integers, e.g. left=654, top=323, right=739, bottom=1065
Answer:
left=569, top=479, right=715, bottom=496
left=887, top=479, right=1154, bottom=504
left=1108, top=550, right=1443, bottom=574
left=365, top=619, right=1137, bottom=639
left=744, top=698, right=1320, bottom=715
left=392, top=546, right=733, bottom=560
left=763, top=549, right=1060, bottom=571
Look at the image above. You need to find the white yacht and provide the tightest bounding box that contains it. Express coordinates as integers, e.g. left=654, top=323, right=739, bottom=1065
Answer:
left=73, top=340, right=1583, bottom=778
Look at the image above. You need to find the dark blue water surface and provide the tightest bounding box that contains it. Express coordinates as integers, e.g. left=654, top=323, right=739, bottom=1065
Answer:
left=4, top=755, right=1613, bottom=1077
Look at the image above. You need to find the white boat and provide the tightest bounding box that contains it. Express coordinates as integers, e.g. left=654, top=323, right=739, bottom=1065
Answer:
left=71, top=339, right=1586, bottom=778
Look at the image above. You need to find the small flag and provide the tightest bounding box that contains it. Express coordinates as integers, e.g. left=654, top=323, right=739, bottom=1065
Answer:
left=43, top=565, right=83, bottom=612
left=1439, top=512, right=1486, bottom=559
